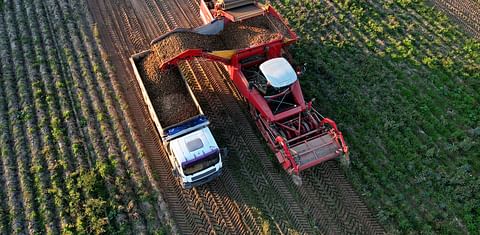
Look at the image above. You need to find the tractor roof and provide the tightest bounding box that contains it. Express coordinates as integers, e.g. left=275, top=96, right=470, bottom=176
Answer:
left=259, top=57, right=297, bottom=88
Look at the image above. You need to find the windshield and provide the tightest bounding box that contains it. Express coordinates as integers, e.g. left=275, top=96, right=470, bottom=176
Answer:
left=182, top=152, right=220, bottom=175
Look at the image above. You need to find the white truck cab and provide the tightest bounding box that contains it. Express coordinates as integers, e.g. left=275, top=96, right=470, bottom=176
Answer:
left=131, top=51, right=224, bottom=189
left=169, top=127, right=223, bottom=188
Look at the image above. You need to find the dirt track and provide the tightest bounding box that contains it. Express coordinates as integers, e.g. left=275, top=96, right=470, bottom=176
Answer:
left=430, top=0, right=480, bottom=39
left=86, top=0, right=385, bottom=234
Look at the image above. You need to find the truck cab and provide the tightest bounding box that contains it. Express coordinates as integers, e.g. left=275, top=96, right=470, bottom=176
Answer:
left=169, top=127, right=223, bottom=189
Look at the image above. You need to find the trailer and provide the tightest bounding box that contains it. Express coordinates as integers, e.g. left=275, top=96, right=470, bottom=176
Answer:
left=130, top=50, right=223, bottom=189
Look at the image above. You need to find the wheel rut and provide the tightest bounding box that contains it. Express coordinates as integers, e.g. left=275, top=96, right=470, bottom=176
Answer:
left=86, top=0, right=385, bottom=234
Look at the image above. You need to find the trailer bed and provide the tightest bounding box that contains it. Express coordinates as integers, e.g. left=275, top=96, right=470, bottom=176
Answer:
left=131, top=51, right=202, bottom=133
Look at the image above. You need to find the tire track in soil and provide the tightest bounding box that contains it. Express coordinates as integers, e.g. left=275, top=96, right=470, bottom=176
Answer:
left=86, top=0, right=195, bottom=233
left=303, top=163, right=385, bottom=234
left=155, top=0, right=316, bottom=233
left=86, top=0, right=296, bottom=233
left=208, top=2, right=386, bottom=234
left=195, top=61, right=315, bottom=234
left=132, top=1, right=263, bottom=233
left=179, top=61, right=262, bottom=234
left=170, top=2, right=316, bottom=232
left=182, top=61, right=261, bottom=234
left=87, top=0, right=384, bottom=234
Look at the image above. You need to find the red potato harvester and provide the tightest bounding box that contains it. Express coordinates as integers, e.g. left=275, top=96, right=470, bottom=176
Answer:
left=150, top=0, right=349, bottom=176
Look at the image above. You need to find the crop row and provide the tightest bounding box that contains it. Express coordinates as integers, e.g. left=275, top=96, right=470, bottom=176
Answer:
left=273, top=0, right=479, bottom=233
left=0, top=0, right=167, bottom=233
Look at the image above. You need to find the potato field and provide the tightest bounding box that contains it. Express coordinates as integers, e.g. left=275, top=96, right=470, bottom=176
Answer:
left=0, top=0, right=166, bottom=234
left=272, top=0, right=479, bottom=233
left=0, top=0, right=478, bottom=234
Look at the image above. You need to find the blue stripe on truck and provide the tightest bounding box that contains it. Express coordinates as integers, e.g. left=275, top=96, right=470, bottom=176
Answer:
left=165, top=115, right=208, bottom=137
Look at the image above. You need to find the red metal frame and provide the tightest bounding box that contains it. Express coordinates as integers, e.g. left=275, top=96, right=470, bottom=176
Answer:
left=154, top=3, right=348, bottom=174
left=320, top=118, right=349, bottom=154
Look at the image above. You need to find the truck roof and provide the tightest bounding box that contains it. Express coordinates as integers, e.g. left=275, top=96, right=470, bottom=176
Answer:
left=169, top=127, right=219, bottom=166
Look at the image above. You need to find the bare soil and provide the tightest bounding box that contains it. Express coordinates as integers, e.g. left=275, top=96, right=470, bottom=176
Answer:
left=150, top=15, right=292, bottom=66
left=85, top=0, right=384, bottom=233
left=140, top=53, right=199, bottom=127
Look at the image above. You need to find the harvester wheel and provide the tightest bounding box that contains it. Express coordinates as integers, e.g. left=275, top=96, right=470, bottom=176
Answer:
left=291, top=174, right=302, bottom=186
left=340, top=153, right=350, bottom=167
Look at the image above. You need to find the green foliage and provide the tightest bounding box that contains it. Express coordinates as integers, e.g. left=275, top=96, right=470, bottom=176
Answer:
left=154, top=226, right=170, bottom=235
left=65, top=168, right=117, bottom=234
left=273, top=0, right=480, bottom=233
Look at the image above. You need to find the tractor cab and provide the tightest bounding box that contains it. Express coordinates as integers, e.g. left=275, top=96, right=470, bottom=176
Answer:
left=248, top=57, right=299, bottom=114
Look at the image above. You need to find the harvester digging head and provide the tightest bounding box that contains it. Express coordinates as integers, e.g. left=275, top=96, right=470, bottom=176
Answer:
left=260, top=106, right=349, bottom=175
left=246, top=58, right=349, bottom=175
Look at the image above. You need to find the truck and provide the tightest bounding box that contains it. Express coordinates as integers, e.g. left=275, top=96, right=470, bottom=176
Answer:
left=130, top=50, right=223, bottom=189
